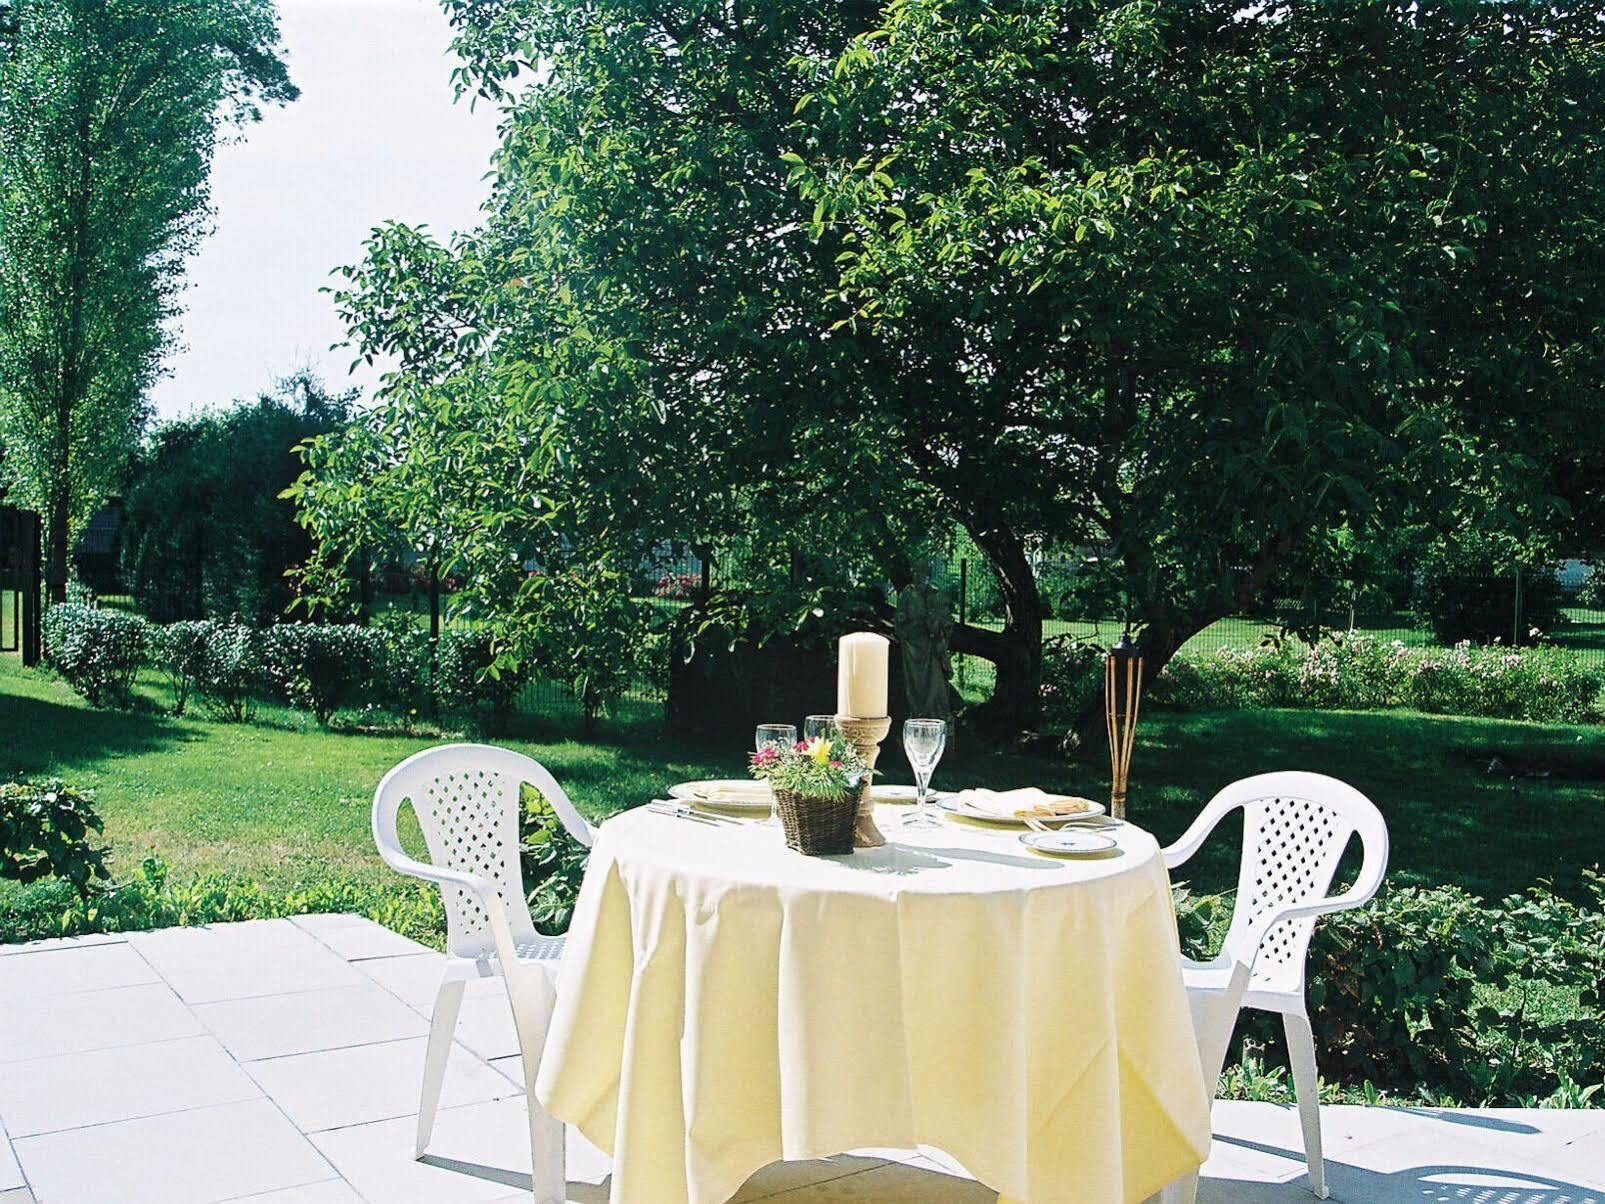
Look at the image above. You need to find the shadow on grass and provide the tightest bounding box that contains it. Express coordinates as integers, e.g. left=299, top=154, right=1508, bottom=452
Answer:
left=0, top=688, right=181, bottom=780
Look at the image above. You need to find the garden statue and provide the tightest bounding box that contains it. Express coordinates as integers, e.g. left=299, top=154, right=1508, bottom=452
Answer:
left=895, top=582, right=962, bottom=724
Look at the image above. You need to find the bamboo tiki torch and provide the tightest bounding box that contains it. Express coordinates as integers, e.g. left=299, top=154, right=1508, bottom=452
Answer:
left=1105, top=633, right=1144, bottom=821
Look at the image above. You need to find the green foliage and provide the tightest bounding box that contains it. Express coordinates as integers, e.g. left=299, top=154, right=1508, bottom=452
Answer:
left=1306, top=885, right=1501, bottom=1092
left=192, top=618, right=262, bottom=722
left=1, top=856, right=444, bottom=948
left=43, top=603, right=150, bottom=707
left=1412, top=540, right=1566, bottom=647
left=260, top=623, right=380, bottom=726
left=0, top=0, right=296, bottom=597
left=159, top=621, right=212, bottom=717
left=1157, top=636, right=1601, bottom=725
left=1038, top=637, right=1108, bottom=734
left=120, top=373, right=354, bottom=624
left=368, top=614, right=433, bottom=720
left=434, top=628, right=526, bottom=732
left=1179, top=877, right=1605, bottom=1107
left=518, top=787, right=588, bottom=935
left=0, top=778, right=109, bottom=895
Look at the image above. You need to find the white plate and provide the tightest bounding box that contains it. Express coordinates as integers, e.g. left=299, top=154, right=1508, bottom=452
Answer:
left=938, top=794, right=1106, bottom=825
left=1019, top=830, right=1118, bottom=856
left=667, top=780, right=772, bottom=810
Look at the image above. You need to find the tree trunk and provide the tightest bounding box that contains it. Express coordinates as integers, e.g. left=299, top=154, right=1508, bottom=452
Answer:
left=962, top=519, right=1044, bottom=742
left=45, top=492, right=70, bottom=604
left=428, top=559, right=441, bottom=643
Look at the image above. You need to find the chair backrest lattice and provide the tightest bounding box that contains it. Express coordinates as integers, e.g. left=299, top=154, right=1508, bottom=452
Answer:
left=1206, top=772, right=1388, bottom=995
left=372, top=744, right=594, bottom=961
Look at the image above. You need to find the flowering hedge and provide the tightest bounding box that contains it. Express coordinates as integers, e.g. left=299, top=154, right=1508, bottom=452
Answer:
left=1154, top=635, right=1602, bottom=724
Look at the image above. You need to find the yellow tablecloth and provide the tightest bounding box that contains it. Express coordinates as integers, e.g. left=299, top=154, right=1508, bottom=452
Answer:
left=535, top=804, right=1210, bottom=1204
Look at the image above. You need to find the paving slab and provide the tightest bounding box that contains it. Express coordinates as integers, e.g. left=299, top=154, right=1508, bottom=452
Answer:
left=243, top=1036, right=516, bottom=1133
left=0, top=982, right=202, bottom=1062
left=0, top=941, right=157, bottom=1000
left=12, top=1099, right=336, bottom=1204
left=0, top=1114, right=22, bottom=1193
left=3, top=916, right=1599, bottom=1204
left=193, top=982, right=428, bottom=1062
left=133, top=928, right=367, bottom=1005
left=0, top=1034, right=260, bottom=1137
left=300, top=920, right=432, bottom=963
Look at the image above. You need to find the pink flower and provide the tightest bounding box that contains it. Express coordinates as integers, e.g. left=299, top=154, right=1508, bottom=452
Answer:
left=794, top=740, right=810, bottom=752
left=830, top=760, right=843, bottom=769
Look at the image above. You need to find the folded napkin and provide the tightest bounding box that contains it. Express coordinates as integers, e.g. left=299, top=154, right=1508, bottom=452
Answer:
left=954, top=787, right=1097, bottom=820
left=696, top=781, right=773, bottom=805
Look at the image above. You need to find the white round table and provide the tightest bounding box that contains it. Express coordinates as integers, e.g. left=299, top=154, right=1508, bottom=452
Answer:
left=535, top=803, right=1210, bottom=1204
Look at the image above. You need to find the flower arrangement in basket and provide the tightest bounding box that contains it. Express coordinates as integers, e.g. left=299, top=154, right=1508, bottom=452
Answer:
left=750, top=732, right=867, bottom=855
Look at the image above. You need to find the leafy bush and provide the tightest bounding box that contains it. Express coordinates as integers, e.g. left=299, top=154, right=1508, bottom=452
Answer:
left=44, top=603, right=151, bottom=707
left=0, top=856, right=444, bottom=948
left=652, top=572, right=699, bottom=599
left=519, top=786, right=590, bottom=934
left=1038, top=636, right=1107, bottom=732
left=1304, top=885, right=1501, bottom=1092
left=159, top=620, right=212, bottom=716
left=369, top=615, right=432, bottom=717
left=1412, top=543, right=1565, bottom=646
left=1184, top=876, right=1605, bottom=1107
left=260, top=622, right=380, bottom=725
left=435, top=628, right=526, bottom=732
left=0, top=779, right=110, bottom=895
left=1157, top=635, right=1601, bottom=724
left=195, top=618, right=262, bottom=722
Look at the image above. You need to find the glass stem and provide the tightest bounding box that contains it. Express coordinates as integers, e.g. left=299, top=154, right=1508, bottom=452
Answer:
left=915, top=770, right=929, bottom=823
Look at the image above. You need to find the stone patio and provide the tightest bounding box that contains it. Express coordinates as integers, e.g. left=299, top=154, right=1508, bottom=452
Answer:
left=0, top=917, right=1600, bottom=1204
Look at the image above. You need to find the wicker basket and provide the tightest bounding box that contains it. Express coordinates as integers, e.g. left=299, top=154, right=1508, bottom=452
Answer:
left=774, top=787, right=857, bottom=856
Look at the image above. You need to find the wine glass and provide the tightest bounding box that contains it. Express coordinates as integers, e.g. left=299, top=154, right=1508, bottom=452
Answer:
left=902, top=718, right=947, bottom=829
left=803, top=714, right=836, bottom=742
left=754, top=723, right=797, bottom=825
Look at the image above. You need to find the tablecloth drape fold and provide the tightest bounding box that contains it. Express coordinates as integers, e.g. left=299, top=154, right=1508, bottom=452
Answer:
left=537, top=807, right=1210, bottom=1204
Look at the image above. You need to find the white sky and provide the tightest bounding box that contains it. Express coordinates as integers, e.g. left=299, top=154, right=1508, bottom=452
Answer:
left=150, top=0, right=502, bottom=418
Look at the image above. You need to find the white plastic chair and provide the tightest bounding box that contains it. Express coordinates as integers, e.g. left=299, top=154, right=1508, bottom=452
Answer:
left=372, top=743, right=596, bottom=1204
left=1162, top=771, right=1388, bottom=1200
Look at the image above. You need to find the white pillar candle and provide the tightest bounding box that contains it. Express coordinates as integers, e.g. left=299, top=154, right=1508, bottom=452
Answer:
left=837, top=631, right=889, bottom=718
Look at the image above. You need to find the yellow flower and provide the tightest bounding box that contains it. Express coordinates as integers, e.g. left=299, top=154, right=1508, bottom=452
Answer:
left=805, top=736, right=832, bottom=765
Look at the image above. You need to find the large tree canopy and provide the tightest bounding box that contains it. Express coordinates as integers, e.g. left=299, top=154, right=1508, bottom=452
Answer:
left=120, top=372, right=354, bottom=625
left=0, top=0, right=296, bottom=600
left=300, top=0, right=1605, bottom=743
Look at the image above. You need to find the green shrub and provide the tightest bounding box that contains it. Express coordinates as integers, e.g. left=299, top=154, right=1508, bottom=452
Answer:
left=0, top=856, right=444, bottom=948
left=435, top=628, right=525, bottom=732
left=368, top=616, right=432, bottom=716
left=0, top=779, right=111, bottom=896
left=1412, top=543, right=1566, bottom=646
left=1038, top=636, right=1108, bottom=732
left=1156, top=635, right=1601, bottom=724
left=196, top=618, right=262, bottom=722
left=44, top=603, right=151, bottom=707
left=159, top=620, right=213, bottom=716
left=261, top=622, right=380, bottom=725
left=1304, top=885, right=1501, bottom=1092
left=519, top=785, right=589, bottom=934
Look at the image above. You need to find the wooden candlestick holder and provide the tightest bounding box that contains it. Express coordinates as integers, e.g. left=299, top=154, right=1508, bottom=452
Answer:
left=835, top=714, right=891, bottom=848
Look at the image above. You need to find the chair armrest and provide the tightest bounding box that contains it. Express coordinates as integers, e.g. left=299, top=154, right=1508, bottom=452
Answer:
left=373, top=846, right=527, bottom=977
left=1161, top=801, right=1231, bottom=870
left=374, top=844, right=494, bottom=899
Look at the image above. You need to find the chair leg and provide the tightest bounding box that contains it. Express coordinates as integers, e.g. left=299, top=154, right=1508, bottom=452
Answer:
left=416, top=978, right=466, bottom=1158
left=1283, top=1010, right=1327, bottom=1199
left=507, top=976, right=565, bottom=1204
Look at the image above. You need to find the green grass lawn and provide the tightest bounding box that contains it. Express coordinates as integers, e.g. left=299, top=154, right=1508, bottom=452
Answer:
left=2, top=653, right=1601, bottom=907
